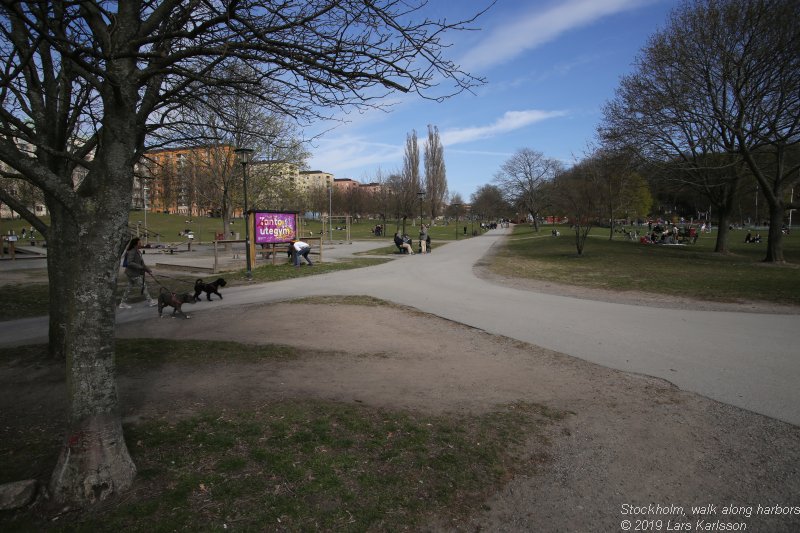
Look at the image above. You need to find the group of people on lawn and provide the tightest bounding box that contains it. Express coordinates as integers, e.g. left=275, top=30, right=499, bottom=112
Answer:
left=639, top=224, right=698, bottom=245
left=394, top=225, right=431, bottom=255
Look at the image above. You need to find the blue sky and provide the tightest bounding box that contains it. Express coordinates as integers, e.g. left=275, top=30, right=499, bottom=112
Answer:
left=306, top=0, right=676, bottom=200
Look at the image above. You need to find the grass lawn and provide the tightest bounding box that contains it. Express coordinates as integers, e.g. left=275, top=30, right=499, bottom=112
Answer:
left=490, top=225, right=800, bottom=306
left=0, top=339, right=562, bottom=532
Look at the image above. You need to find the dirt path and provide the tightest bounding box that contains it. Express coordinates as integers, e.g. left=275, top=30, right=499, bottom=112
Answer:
left=2, top=254, right=799, bottom=529
left=106, top=302, right=800, bottom=532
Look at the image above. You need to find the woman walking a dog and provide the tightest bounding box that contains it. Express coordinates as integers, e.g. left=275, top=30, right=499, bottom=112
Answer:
left=119, top=237, right=157, bottom=309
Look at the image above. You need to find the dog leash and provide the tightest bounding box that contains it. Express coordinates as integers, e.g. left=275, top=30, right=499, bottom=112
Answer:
left=148, top=271, right=176, bottom=290
left=150, top=271, right=196, bottom=288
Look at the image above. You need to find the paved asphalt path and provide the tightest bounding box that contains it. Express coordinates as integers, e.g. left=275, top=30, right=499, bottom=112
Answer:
left=3, top=227, right=799, bottom=426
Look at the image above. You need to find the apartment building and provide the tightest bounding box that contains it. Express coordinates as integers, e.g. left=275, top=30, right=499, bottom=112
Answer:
left=135, top=144, right=234, bottom=216
left=298, top=170, right=334, bottom=192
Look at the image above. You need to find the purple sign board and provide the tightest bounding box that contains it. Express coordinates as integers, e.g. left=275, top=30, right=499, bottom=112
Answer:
left=253, top=211, right=297, bottom=244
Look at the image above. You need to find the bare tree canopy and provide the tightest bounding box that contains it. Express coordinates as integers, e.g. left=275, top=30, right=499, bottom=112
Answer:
left=424, top=124, right=447, bottom=222
left=470, top=184, right=509, bottom=221
left=397, top=129, right=421, bottom=231
left=493, top=148, right=562, bottom=232
left=0, top=0, right=487, bottom=507
left=551, top=156, right=605, bottom=256
left=601, top=0, right=800, bottom=261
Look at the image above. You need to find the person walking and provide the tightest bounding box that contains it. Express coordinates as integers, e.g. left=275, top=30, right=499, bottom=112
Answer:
left=120, top=237, right=157, bottom=309
left=291, top=239, right=314, bottom=267
left=419, top=224, right=428, bottom=254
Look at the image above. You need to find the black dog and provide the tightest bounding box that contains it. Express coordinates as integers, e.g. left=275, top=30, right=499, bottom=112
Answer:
left=194, top=277, right=227, bottom=301
left=158, top=287, right=197, bottom=318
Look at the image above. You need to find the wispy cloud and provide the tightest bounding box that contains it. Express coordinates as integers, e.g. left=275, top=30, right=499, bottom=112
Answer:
left=310, top=109, right=566, bottom=177
left=309, top=136, right=404, bottom=178
left=441, top=109, right=567, bottom=146
left=460, top=0, right=653, bottom=71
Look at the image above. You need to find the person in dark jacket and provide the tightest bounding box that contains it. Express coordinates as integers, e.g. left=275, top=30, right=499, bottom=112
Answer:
left=120, top=237, right=157, bottom=308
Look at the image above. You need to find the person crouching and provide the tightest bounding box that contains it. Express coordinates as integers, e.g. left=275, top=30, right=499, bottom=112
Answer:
left=290, top=239, right=313, bottom=267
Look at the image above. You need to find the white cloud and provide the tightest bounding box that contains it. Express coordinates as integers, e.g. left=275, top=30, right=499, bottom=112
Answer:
left=309, top=110, right=567, bottom=177
left=460, top=0, right=653, bottom=71
left=441, top=109, right=567, bottom=146
left=308, top=135, right=404, bottom=177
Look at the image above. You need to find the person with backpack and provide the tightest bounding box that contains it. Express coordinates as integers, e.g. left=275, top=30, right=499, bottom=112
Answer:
left=120, top=237, right=157, bottom=309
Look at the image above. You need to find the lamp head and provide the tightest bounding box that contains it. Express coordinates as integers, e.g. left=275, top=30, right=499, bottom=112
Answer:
left=234, top=147, right=254, bottom=165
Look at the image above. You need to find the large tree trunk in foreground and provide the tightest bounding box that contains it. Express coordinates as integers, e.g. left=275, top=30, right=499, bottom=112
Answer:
left=48, top=132, right=138, bottom=505
left=46, top=201, right=74, bottom=360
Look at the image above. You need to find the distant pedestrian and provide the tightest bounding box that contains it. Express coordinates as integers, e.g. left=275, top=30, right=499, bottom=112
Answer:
left=419, top=225, right=428, bottom=254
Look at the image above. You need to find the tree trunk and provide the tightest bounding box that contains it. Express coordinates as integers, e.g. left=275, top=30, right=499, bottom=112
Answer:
left=708, top=177, right=743, bottom=254
left=763, top=199, right=786, bottom=263
left=46, top=201, right=73, bottom=360
left=574, top=224, right=590, bottom=256
left=47, top=101, right=139, bottom=505
left=713, top=202, right=734, bottom=254
left=48, top=207, right=136, bottom=505
left=223, top=192, right=233, bottom=252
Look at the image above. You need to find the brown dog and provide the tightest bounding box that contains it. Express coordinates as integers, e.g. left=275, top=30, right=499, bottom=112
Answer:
left=158, top=287, right=197, bottom=318
left=194, top=277, right=227, bottom=301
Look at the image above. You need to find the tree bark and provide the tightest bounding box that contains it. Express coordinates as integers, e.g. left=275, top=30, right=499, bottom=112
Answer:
left=712, top=191, right=735, bottom=254
left=764, top=199, right=786, bottom=263
left=46, top=202, right=75, bottom=360
left=531, top=211, right=539, bottom=232
left=46, top=101, right=139, bottom=505
left=47, top=209, right=136, bottom=504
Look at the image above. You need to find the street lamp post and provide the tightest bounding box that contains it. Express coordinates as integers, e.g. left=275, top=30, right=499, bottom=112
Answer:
left=452, top=203, right=461, bottom=240
left=328, top=185, right=333, bottom=243
left=755, top=185, right=759, bottom=227
left=234, top=147, right=255, bottom=279
left=143, top=185, right=149, bottom=244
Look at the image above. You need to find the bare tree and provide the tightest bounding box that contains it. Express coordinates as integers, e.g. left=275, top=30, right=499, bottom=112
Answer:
left=398, top=130, right=422, bottom=232
left=445, top=192, right=467, bottom=238
left=424, top=124, right=447, bottom=223
left=386, top=172, right=406, bottom=233
left=552, top=158, right=604, bottom=256
left=0, top=1, right=485, bottom=507
left=493, top=148, right=562, bottom=232
left=588, top=149, right=653, bottom=239
left=601, top=0, right=799, bottom=260
left=181, top=85, right=307, bottom=242
left=471, top=184, right=510, bottom=223
left=368, top=168, right=396, bottom=229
